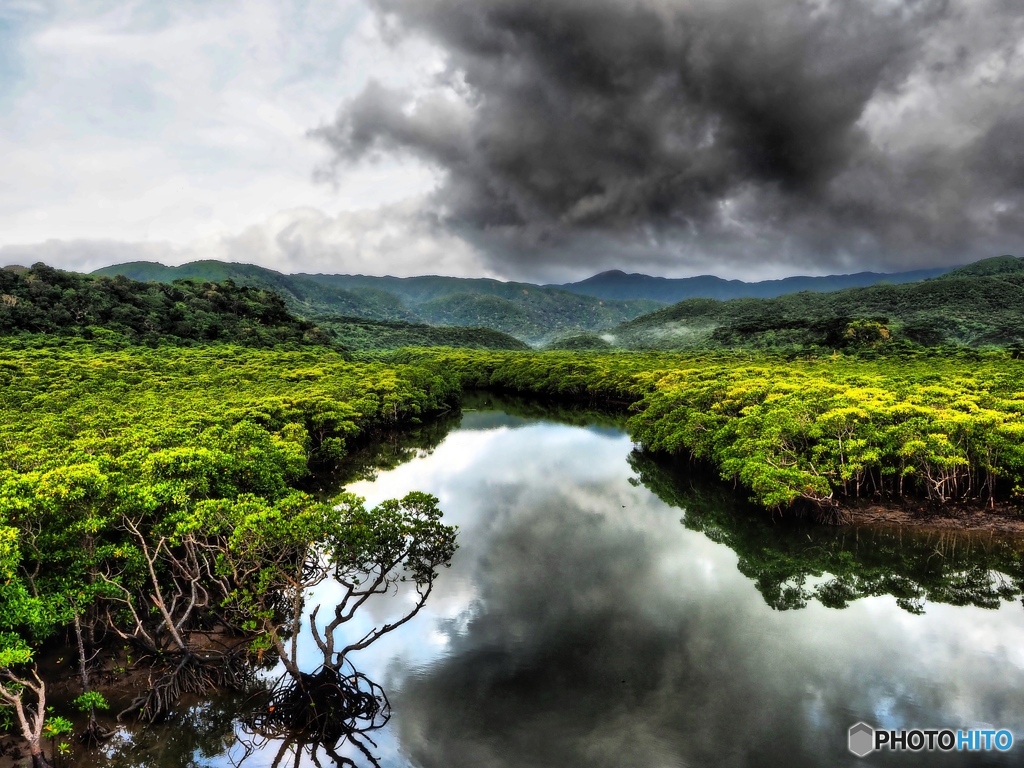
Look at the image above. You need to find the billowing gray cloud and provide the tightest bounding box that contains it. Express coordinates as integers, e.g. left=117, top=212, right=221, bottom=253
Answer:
left=313, top=0, right=1024, bottom=278
left=0, top=202, right=492, bottom=278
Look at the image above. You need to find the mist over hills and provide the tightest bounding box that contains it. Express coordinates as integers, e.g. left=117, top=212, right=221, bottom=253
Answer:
left=90, top=259, right=965, bottom=345
left=91, top=260, right=661, bottom=345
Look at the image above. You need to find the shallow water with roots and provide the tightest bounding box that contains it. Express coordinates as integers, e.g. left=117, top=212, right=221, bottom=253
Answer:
left=73, top=397, right=1024, bottom=767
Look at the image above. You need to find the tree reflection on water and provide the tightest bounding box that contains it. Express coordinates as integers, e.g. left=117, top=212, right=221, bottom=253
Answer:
left=234, top=662, right=390, bottom=768
left=629, top=448, right=1024, bottom=613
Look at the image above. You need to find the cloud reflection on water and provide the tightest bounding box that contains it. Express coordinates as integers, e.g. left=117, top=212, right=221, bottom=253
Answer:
left=80, top=411, right=1024, bottom=767
left=343, top=416, right=1024, bottom=768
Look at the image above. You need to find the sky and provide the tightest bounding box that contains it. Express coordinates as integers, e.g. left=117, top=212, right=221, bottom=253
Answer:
left=0, top=0, right=1022, bottom=283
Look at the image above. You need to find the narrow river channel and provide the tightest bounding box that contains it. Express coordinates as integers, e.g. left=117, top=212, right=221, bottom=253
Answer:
left=80, top=396, right=1024, bottom=767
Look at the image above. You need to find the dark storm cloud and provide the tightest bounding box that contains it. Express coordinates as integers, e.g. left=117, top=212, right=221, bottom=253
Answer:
left=314, top=0, right=1024, bottom=278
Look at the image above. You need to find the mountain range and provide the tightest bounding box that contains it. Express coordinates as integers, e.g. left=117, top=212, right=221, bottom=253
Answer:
left=90, top=260, right=960, bottom=345
left=555, top=266, right=952, bottom=302
left=0, top=254, right=1016, bottom=350
left=598, top=255, right=1024, bottom=350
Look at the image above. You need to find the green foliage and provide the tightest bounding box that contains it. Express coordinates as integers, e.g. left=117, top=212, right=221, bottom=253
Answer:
left=0, top=340, right=463, bottom=741
left=544, top=333, right=614, bottom=350
left=42, top=716, right=73, bottom=738
left=411, top=290, right=659, bottom=344
left=73, top=691, right=109, bottom=712
left=316, top=316, right=529, bottom=351
left=91, top=260, right=420, bottom=323
left=936, top=255, right=1024, bottom=279
left=334, top=491, right=458, bottom=586
left=86, top=254, right=1024, bottom=349
left=163, top=488, right=457, bottom=672
left=843, top=319, right=891, bottom=346
left=0, top=632, right=33, bottom=668
left=395, top=348, right=1024, bottom=509
left=558, top=266, right=952, bottom=303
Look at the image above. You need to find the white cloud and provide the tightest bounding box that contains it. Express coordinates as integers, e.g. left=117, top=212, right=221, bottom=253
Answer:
left=0, top=238, right=180, bottom=272
left=0, top=199, right=494, bottom=278
left=0, top=0, right=445, bottom=260
left=857, top=1, right=1024, bottom=154
left=203, top=201, right=492, bottom=277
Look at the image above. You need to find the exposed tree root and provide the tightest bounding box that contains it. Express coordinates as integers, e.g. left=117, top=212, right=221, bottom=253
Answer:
left=118, top=651, right=253, bottom=723
left=237, top=665, right=390, bottom=767
left=79, top=713, right=114, bottom=746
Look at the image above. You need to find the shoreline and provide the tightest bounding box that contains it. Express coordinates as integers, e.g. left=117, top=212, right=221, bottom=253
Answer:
left=825, top=499, right=1024, bottom=537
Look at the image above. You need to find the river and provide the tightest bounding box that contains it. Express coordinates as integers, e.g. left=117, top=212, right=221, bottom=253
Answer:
left=79, top=396, right=1024, bottom=767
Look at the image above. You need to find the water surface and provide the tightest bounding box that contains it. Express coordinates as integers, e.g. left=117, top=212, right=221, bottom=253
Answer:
left=84, top=399, right=1024, bottom=767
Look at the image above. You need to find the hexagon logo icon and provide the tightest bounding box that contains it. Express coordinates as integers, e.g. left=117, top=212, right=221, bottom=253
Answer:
left=849, top=722, right=875, bottom=757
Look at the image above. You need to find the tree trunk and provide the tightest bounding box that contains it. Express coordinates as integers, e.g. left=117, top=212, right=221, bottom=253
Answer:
left=29, top=739, right=53, bottom=768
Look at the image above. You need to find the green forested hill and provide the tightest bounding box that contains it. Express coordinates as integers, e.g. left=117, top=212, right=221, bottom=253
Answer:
left=319, top=316, right=529, bottom=351
left=604, top=255, right=1024, bottom=350
left=0, top=263, right=529, bottom=351
left=91, top=260, right=417, bottom=322
left=0, top=263, right=332, bottom=346
left=935, top=255, right=1024, bottom=279
left=91, top=260, right=662, bottom=344
left=412, top=289, right=656, bottom=340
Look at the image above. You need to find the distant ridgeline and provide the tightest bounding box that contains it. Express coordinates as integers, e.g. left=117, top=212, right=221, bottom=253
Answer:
left=599, top=255, right=1024, bottom=351
left=555, top=265, right=951, bottom=302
